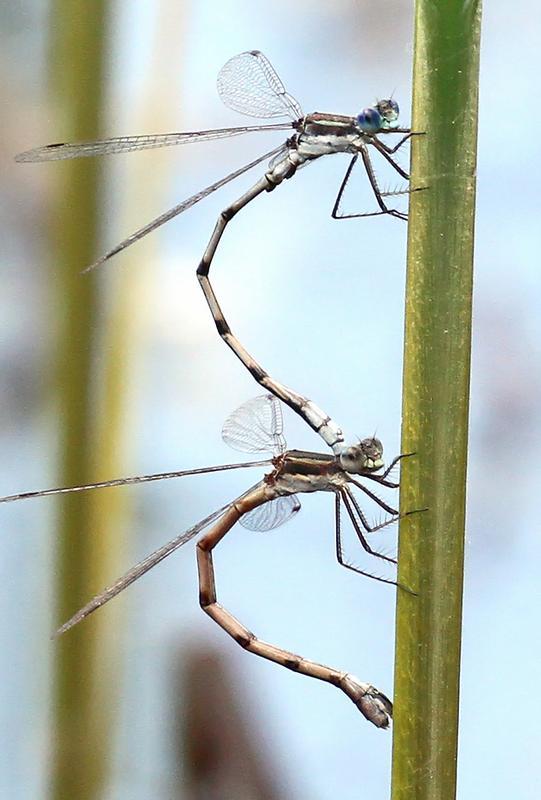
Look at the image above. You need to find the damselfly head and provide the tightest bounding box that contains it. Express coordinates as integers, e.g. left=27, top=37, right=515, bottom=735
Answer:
left=339, top=437, right=384, bottom=474
left=356, top=107, right=383, bottom=133
left=375, top=98, right=400, bottom=128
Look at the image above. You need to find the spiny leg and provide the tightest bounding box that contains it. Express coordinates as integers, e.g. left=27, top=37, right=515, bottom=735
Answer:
left=334, top=492, right=398, bottom=588
left=340, top=488, right=396, bottom=565
left=371, top=139, right=429, bottom=200
left=365, top=475, right=399, bottom=490
left=196, top=487, right=392, bottom=727
left=335, top=494, right=420, bottom=598
left=375, top=130, right=425, bottom=156
left=344, top=485, right=398, bottom=533
left=331, top=150, right=408, bottom=222
left=331, top=154, right=358, bottom=218
left=371, top=136, right=429, bottom=199
left=347, top=477, right=399, bottom=517
left=364, top=452, right=415, bottom=488
left=357, top=146, right=408, bottom=220
left=196, top=173, right=347, bottom=454
left=357, top=455, right=428, bottom=527
left=371, top=138, right=410, bottom=180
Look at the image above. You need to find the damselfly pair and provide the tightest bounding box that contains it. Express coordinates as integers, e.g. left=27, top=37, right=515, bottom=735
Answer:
left=10, top=51, right=418, bottom=725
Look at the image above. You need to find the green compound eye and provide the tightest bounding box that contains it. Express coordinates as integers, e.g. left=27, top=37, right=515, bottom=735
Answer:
left=376, top=98, right=400, bottom=127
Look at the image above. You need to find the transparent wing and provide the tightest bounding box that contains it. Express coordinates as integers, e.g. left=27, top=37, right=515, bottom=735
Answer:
left=240, top=494, right=301, bottom=531
left=222, top=395, right=286, bottom=455
left=82, top=143, right=286, bottom=272
left=14, top=123, right=293, bottom=163
left=0, top=459, right=273, bottom=505
left=55, top=501, right=230, bottom=636
left=217, top=50, right=303, bottom=121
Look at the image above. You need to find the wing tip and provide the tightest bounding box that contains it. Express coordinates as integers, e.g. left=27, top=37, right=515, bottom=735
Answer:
left=15, top=144, right=67, bottom=163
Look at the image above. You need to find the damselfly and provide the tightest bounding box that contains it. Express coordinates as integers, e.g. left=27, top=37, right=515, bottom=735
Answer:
left=1, top=395, right=412, bottom=727
left=15, top=50, right=418, bottom=273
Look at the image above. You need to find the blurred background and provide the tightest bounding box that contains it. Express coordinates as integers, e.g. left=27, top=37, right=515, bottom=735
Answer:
left=1, top=1, right=539, bottom=798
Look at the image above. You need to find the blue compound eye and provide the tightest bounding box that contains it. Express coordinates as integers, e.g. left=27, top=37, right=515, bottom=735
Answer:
left=356, top=107, right=383, bottom=132
left=376, top=98, right=400, bottom=126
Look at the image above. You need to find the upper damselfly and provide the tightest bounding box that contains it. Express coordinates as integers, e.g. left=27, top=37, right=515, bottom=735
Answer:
left=16, top=50, right=418, bottom=273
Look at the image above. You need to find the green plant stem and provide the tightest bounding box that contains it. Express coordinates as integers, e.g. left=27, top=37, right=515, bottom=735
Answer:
left=48, top=5, right=118, bottom=799
left=391, top=3, right=482, bottom=800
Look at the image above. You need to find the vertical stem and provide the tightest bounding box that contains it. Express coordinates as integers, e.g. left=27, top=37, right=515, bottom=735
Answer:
left=391, top=3, right=482, bottom=800
left=48, top=5, right=118, bottom=799
left=46, top=7, right=190, bottom=797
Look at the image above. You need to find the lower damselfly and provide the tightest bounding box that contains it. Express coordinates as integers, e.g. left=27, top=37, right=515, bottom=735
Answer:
left=1, top=395, right=414, bottom=727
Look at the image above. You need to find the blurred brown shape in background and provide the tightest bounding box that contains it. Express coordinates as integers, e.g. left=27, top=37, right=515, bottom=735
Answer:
left=177, top=644, right=288, bottom=800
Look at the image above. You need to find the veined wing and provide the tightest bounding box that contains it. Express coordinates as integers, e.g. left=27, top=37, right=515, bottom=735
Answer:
left=222, top=395, right=286, bottom=456
left=218, top=50, right=303, bottom=121
left=55, top=501, right=231, bottom=636
left=83, top=143, right=287, bottom=272
left=240, top=494, right=301, bottom=531
left=56, top=478, right=266, bottom=635
left=0, top=459, right=272, bottom=505
left=14, top=122, right=293, bottom=163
